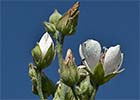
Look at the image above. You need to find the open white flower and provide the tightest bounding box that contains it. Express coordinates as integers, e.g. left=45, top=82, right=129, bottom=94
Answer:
left=79, top=39, right=124, bottom=76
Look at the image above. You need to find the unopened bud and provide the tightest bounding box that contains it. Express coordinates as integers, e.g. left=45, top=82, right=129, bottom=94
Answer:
left=56, top=2, right=80, bottom=36
left=32, top=32, right=55, bottom=69
left=60, top=49, right=79, bottom=87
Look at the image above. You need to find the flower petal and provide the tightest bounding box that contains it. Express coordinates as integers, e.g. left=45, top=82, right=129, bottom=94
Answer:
left=79, top=44, right=85, bottom=60
left=116, top=53, right=124, bottom=71
left=103, top=45, right=122, bottom=76
left=79, top=39, right=101, bottom=70
left=39, top=32, right=54, bottom=58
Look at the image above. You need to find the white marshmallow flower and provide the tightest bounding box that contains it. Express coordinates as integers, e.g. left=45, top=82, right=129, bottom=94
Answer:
left=79, top=39, right=124, bottom=85
left=32, top=32, right=55, bottom=69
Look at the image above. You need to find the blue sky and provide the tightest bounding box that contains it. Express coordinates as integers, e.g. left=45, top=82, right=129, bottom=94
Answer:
left=1, top=1, right=139, bottom=100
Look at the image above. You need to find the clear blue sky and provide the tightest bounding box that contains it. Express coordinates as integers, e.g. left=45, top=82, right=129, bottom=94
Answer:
left=1, top=0, right=139, bottom=100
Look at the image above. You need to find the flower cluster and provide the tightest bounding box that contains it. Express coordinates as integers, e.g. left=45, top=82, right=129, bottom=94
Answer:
left=29, top=2, right=125, bottom=100
left=79, top=39, right=124, bottom=85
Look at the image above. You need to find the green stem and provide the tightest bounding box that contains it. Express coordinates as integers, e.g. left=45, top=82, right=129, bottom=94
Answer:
left=90, top=86, right=98, bottom=100
left=55, top=31, right=65, bottom=68
left=71, top=86, right=78, bottom=100
left=37, top=70, right=45, bottom=100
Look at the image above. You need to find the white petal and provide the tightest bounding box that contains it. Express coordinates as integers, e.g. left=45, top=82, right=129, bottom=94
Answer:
left=116, top=53, right=124, bottom=71
left=79, top=39, right=101, bottom=70
left=79, top=44, right=85, bottom=60
left=39, top=32, right=54, bottom=58
left=103, top=45, right=122, bottom=76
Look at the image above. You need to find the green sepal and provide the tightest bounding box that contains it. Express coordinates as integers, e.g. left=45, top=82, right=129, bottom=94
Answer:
left=49, top=9, right=62, bottom=25
left=99, top=69, right=125, bottom=85
left=44, top=21, right=56, bottom=34
left=31, top=43, right=42, bottom=66
left=92, top=61, right=104, bottom=85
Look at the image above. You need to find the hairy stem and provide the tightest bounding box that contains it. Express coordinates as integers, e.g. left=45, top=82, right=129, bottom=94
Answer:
left=71, top=86, right=78, bottom=100
left=55, top=31, right=65, bottom=68
left=37, top=70, right=45, bottom=100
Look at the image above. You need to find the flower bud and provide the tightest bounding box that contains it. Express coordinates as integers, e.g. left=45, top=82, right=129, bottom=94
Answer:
left=60, top=49, right=79, bottom=87
left=32, top=32, right=55, bottom=69
left=56, top=2, right=80, bottom=36
left=44, top=21, right=56, bottom=34
left=49, top=9, right=62, bottom=25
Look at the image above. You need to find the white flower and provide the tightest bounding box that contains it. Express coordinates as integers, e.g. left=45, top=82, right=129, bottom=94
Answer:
left=79, top=39, right=124, bottom=76
left=39, top=32, right=54, bottom=58
left=79, top=39, right=101, bottom=70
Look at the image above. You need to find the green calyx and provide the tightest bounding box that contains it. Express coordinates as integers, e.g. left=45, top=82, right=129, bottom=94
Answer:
left=92, top=61, right=124, bottom=86
left=31, top=43, right=55, bottom=70
left=31, top=43, right=42, bottom=67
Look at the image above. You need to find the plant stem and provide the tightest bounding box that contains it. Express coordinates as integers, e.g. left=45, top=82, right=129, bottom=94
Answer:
left=90, top=86, right=98, bottom=100
left=37, top=70, right=44, bottom=100
left=55, top=32, right=65, bottom=68
left=71, top=86, right=78, bottom=100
